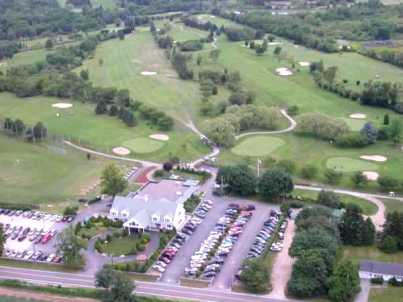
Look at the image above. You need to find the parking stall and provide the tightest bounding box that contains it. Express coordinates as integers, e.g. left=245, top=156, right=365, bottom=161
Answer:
left=0, top=208, right=74, bottom=263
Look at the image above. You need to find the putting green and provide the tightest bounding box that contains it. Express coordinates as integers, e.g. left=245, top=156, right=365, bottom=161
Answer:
left=340, top=118, right=367, bottom=131
left=231, top=136, right=285, bottom=157
left=122, top=137, right=165, bottom=154
left=326, top=157, right=378, bottom=172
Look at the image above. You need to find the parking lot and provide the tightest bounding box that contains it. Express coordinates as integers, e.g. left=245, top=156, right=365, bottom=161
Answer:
left=0, top=209, right=74, bottom=263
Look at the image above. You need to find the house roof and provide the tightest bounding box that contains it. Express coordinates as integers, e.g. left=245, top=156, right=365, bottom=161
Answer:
left=360, top=260, right=403, bottom=276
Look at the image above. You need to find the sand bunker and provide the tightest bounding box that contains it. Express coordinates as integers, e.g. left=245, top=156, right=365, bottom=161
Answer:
left=363, top=171, right=379, bottom=181
left=299, top=61, right=310, bottom=67
left=149, top=133, right=170, bottom=141
left=350, top=113, right=367, bottom=119
left=275, top=67, right=293, bottom=76
left=360, top=155, right=387, bottom=162
left=52, top=103, right=73, bottom=109
left=141, top=71, right=157, bottom=76
left=112, top=147, right=131, bottom=156
left=268, top=42, right=282, bottom=46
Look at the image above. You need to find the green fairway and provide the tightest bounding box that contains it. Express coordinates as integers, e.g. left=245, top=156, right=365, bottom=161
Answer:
left=122, top=137, right=165, bottom=154
left=155, top=20, right=208, bottom=42
left=0, top=49, right=49, bottom=72
left=340, top=118, right=367, bottom=131
left=231, top=136, right=285, bottom=157
left=78, top=30, right=215, bottom=118
left=326, top=157, right=379, bottom=172
left=369, top=286, right=403, bottom=302
left=0, top=134, right=109, bottom=204
left=0, top=92, right=209, bottom=162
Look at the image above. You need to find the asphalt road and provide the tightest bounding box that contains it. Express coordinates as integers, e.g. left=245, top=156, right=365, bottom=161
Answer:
left=0, top=266, right=296, bottom=302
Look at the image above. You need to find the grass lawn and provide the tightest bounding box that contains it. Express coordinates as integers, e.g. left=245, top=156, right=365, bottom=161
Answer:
left=219, top=132, right=403, bottom=189
left=326, top=157, right=379, bottom=172
left=369, top=286, right=403, bottom=302
left=0, top=92, right=209, bottom=162
left=98, top=235, right=148, bottom=256
left=381, top=198, right=403, bottom=214
left=0, top=49, right=49, bottom=72
left=0, top=297, right=44, bottom=302
left=292, top=188, right=379, bottom=216
left=122, top=137, right=165, bottom=154
left=340, top=118, right=367, bottom=131
left=231, top=136, right=285, bottom=157
left=154, top=20, right=208, bottom=42
left=91, top=0, right=117, bottom=10
left=193, top=14, right=242, bottom=28
left=343, top=246, right=403, bottom=264
left=0, top=134, right=109, bottom=204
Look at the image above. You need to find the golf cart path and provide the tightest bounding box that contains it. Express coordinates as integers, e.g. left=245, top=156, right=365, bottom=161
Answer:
left=235, top=109, right=297, bottom=140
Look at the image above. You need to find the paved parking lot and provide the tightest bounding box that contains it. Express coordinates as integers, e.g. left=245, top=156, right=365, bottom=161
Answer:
left=212, top=201, right=274, bottom=289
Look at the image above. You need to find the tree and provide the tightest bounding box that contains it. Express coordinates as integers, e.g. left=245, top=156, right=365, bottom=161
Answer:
left=209, top=49, right=221, bottom=62
left=240, top=258, right=269, bottom=293
left=101, top=164, right=128, bottom=197
left=360, top=122, right=378, bottom=144
left=56, top=226, right=83, bottom=267
left=273, top=46, right=282, bottom=56
left=80, top=69, right=89, bottom=81
left=13, top=119, right=25, bottom=136
left=324, top=169, right=343, bottom=185
left=95, top=267, right=135, bottom=302
left=317, top=190, right=341, bottom=209
left=388, top=119, right=402, bottom=144
left=95, top=101, right=108, bottom=115
left=378, top=176, right=399, bottom=192
left=328, top=261, right=360, bottom=302
left=202, top=117, right=236, bottom=147
left=300, top=164, right=318, bottom=179
left=351, top=171, right=368, bottom=188
left=383, top=114, right=390, bottom=125
left=163, top=161, right=173, bottom=172
left=216, top=165, right=257, bottom=196
left=274, top=159, right=296, bottom=173
left=33, top=122, right=47, bottom=141
left=0, top=224, right=4, bottom=257
left=45, top=39, right=54, bottom=49
left=340, top=204, right=375, bottom=246
left=258, top=168, right=294, bottom=201
left=255, top=40, right=268, bottom=55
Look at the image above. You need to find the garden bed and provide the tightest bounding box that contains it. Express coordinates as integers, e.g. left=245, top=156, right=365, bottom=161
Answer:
left=96, top=234, right=150, bottom=256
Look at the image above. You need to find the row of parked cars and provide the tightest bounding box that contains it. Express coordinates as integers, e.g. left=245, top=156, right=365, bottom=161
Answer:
left=3, top=224, right=57, bottom=244
left=200, top=206, right=254, bottom=280
left=185, top=204, right=254, bottom=279
left=0, top=208, right=75, bottom=223
left=152, top=200, right=213, bottom=273
left=4, top=249, right=62, bottom=263
left=246, top=210, right=281, bottom=259
left=270, top=220, right=288, bottom=252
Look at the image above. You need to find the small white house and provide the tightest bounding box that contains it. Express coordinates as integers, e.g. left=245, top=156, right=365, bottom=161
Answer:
left=359, top=260, right=403, bottom=282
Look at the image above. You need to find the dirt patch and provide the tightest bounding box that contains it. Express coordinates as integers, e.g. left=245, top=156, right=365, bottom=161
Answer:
left=363, top=171, right=379, bottom=181
left=149, top=133, right=170, bottom=141
left=52, top=103, right=73, bottom=109
left=350, top=113, right=367, bottom=119
left=112, top=147, right=131, bottom=156
left=360, top=155, right=387, bottom=162
left=0, top=287, right=98, bottom=302
left=268, top=219, right=296, bottom=299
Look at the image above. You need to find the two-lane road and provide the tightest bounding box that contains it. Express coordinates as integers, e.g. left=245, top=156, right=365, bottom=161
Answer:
left=0, top=266, right=296, bottom=302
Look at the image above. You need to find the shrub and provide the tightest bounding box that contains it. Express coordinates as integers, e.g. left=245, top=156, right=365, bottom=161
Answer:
left=324, top=169, right=343, bottom=184
left=335, top=132, right=368, bottom=148
left=371, top=277, right=384, bottom=285
left=300, top=164, right=318, bottom=179
left=275, top=159, right=296, bottom=174
left=317, top=190, right=341, bottom=209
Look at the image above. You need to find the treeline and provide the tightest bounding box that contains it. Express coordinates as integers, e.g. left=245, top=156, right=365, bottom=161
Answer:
left=0, top=41, right=22, bottom=61
left=378, top=212, right=403, bottom=253
left=2, top=118, right=48, bottom=142
left=310, top=61, right=403, bottom=114
left=362, top=48, right=403, bottom=70
left=121, top=0, right=202, bottom=15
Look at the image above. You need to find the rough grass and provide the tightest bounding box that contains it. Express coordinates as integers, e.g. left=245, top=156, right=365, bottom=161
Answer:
left=326, top=157, right=379, bottom=172
left=0, top=49, right=49, bottom=72
left=91, top=0, right=117, bottom=10
left=343, top=246, right=403, bottom=264
left=122, top=138, right=165, bottom=154
left=0, top=296, right=44, bottom=302
left=0, top=135, right=109, bottom=204
left=0, top=92, right=208, bottom=162
left=231, top=136, right=285, bottom=157
left=381, top=198, right=403, bottom=214
left=369, top=286, right=403, bottom=302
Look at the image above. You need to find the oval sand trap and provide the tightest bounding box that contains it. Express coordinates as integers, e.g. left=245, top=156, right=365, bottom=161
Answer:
left=363, top=171, right=379, bottom=181
left=149, top=133, right=170, bottom=141
left=299, top=61, right=310, bottom=67
left=360, top=155, right=387, bottom=162
left=141, top=71, right=157, bottom=76
left=112, top=147, right=131, bottom=156
left=52, top=103, right=73, bottom=109
left=123, top=137, right=165, bottom=154
left=232, top=136, right=285, bottom=157
left=326, top=157, right=378, bottom=172
left=350, top=113, right=367, bottom=119
left=275, top=67, right=293, bottom=76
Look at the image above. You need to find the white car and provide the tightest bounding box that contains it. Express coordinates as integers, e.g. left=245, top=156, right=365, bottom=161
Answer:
left=153, top=265, right=165, bottom=273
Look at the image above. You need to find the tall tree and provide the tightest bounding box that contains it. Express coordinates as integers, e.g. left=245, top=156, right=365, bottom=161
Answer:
left=340, top=204, right=375, bottom=246
left=101, top=164, right=128, bottom=197
left=258, top=168, right=294, bottom=201
left=56, top=226, right=83, bottom=268
left=328, top=261, right=360, bottom=302
left=95, top=267, right=136, bottom=302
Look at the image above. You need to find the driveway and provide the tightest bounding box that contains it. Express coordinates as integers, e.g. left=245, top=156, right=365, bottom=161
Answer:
left=213, top=202, right=274, bottom=289
left=354, top=279, right=370, bottom=302
left=268, top=218, right=296, bottom=299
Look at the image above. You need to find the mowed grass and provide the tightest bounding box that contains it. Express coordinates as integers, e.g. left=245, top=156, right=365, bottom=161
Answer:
left=326, top=157, right=379, bottom=172
left=231, top=136, right=285, bottom=157
left=381, top=198, right=403, bottom=214
left=78, top=30, right=205, bottom=118
left=340, top=118, right=367, bottom=131
left=0, top=297, right=44, bottom=302
left=154, top=20, right=208, bottom=42
left=0, top=49, right=49, bottom=72
left=369, top=287, right=403, bottom=302
left=194, top=14, right=242, bottom=28
left=343, top=246, right=403, bottom=264
left=122, top=137, right=165, bottom=154
left=0, top=92, right=209, bottom=162
left=91, top=0, right=117, bottom=10
left=0, top=135, right=109, bottom=204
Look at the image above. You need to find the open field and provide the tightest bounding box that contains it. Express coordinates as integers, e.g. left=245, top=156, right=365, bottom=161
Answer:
left=219, top=133, right=403, bottom=186
left=381, top=198, right=403, bottom=213
left=231, top=136, right=285, bottom=157
left=0, top=49, right=49, bottom=72
left=0, top=134, right=109, bottom=204
left=369, top=286, right=403, bottom=302
left=0, top=92, right=208, bottom=162
left=91, top=0, right=117, bottom=10
left=343, top=246, right=403, bottom=264
left=291, top=188, right=379, bottom=216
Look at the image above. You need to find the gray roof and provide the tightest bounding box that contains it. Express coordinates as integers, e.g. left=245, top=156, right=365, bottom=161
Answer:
left=111, top=195, right=179, bottom=218
left=360, top=260, right=403, bottom=276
